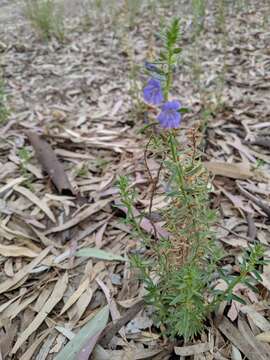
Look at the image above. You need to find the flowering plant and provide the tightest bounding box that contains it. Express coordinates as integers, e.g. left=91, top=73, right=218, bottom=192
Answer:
left=119, top=18, right=266, bottom=341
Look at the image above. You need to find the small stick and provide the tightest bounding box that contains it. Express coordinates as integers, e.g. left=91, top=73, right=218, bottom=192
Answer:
left=236, top=182, right=270, bottom=218
left=144, top=137, right=164, bottom=241
left=99, top=300, right=144, bottom=347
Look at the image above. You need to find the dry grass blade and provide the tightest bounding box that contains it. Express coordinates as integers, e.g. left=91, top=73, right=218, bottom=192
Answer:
left=11, top=272, right=68, bottom=354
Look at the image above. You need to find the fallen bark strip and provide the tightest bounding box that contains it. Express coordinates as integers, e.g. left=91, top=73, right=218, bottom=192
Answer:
left=27, top=131, right=74, bottom=196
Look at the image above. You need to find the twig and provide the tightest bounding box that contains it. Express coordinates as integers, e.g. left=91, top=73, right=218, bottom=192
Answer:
left=236, top=182, right=270, bottom=218
left=216, top=224, right=254, bottom=242
left=246, top=213, right=257, bottom=241
left=99, top=300, right=144, bottom=347
left=244, top=137, right=270, bottom=150
left=144, top=137, right=164, bottom=241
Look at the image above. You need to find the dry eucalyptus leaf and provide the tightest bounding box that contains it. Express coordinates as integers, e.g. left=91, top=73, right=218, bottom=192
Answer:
left=204, top=161, right=252, bottom=180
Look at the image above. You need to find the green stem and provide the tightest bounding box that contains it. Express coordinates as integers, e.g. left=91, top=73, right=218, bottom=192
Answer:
left=211, top=271, right=247, bottom=309
left=168, top=132, right=187, bottom=200
left=164, top=48, right=173, bottom=101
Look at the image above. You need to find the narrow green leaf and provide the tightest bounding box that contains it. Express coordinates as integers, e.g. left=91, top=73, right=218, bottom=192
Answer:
left=179, top=107, right=190, bottom=114
left=243, top=280, right=259, bottom=293
left=252, top=269, right=263, bottom=282
left=173, top=48, right=182, bottom=54
left=186, top=163, right=203, bottom=177
left=230, top=294, right=246, bottom=305
left=76, top=248, right=127, bottom=262
left=54, top=306, right=109, bottom=360
left=159, top=51, right=167, bottom=60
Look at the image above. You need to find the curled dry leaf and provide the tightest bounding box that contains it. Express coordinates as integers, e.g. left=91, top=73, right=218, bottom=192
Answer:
left=99, top=300, right=145, bottom=347
left=241, top=305, right=270, bottom=332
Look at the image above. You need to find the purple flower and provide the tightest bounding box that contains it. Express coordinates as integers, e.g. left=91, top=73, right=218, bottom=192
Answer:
left=157, top=101, right=181, bottom=129
left=143, top=78, right=164, bottom=105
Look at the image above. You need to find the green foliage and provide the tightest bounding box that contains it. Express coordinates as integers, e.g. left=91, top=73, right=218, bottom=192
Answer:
left=82, top=0, right=114, bottom=27
left=215, top=0, right=227, bottom=33
left=0, top=77, right=9, bottom=125
left=149, top=18, right=181, bottom=101
left=18, top=147, right=33, bottom=188
left=191, top=0, right=206, bottom=36
left=128, top=62, right=145, bottom=121
left=118, top=176, right=147, bottom=241
left=24, top=0, right=65, bottom=42
left=75, top=163, right=89, bottom=178
left=18, top=147, right=32, bottom=165
left=212, top=243, right=267, bottom=306
left=119, top=17, right=266, bottom=341
left=124, top=0, right=144, bottom=28
left=82, top=0, right=143, bottom=29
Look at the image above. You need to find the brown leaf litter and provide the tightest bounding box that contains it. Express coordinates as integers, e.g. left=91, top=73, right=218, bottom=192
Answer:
left=0, top=0, right=270, bottom=359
